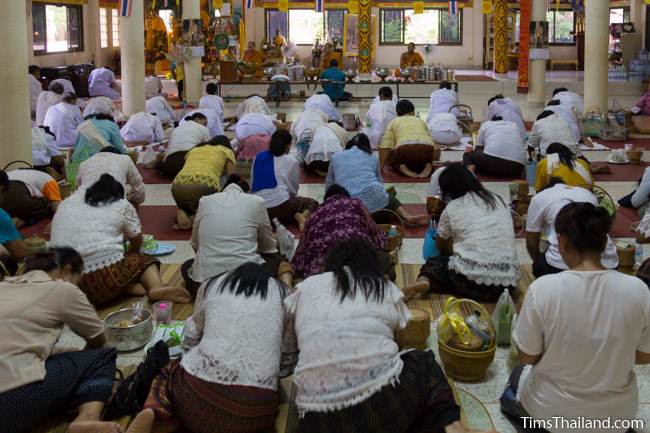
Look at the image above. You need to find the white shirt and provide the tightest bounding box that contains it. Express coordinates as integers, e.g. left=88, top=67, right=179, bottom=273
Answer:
left=77, top=153, right=145, bottom=206
left=199, top=94, right=225, bottom=117
left=291, top=109, right=328, bottom=144
left=236, top=96, right=271, bottom=120
left=7, top=169, right=57, bottom=200
left=554, top=90, right=584, bottom=114
left=305, top=123, right=345, bottom=165
left=82, top=97, right=115, bottom=118
left=426, top=88, right=459, bottom=122
left=145, top=96, right=176, bottom=126
left=428, top=112, right=462, bottom=145
left=180, top=108, right=223, bottom=138
left=120, top=112, right=164, bottom=143
left=525, top=184, right=619, bottom=270
left=284, top=272, right=411, bottom=413
left=253, top=154, right=300, bottom=208
left=487, top=98, right=526, bottom=139
left=438, top=192, right=519, bottom=286
left=88, top=67, right=118, bottom=99
left=190, top=184, right=277, bottom=282
left=476, top=120, right=527, bottom=165
left=235, top=113, right=276, bottom=141
left=304, top=94, right=340, bottom=121
left=427, top=166, right=447, bottom=198
left=43, top=102, right=83, bottom=148
left=32, top=127, right=61, bottom=166
left=544, top=103, right=581, bottom=142
left=50, top=192, right=141, bottom=273
left=29, top=75, right=42, bottom=113
left=181, top=272, right=290, bottom=390
left=372, top=94, right=398, bottom=105
left=35, top=91, right=63, bottom=126
left=363, top=100, right=397, bottom=149
left=515, top=270, right=650, bottom=433
left=144, top=75, right=163, bottom=99
left=528, top=114, right=579, bottom=156
left=49, top=79, right=75, bottom=95
left=166, top=121, right=211, bottom=157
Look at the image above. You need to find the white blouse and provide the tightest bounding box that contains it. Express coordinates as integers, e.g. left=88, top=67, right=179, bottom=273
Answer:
left=438, top=192, right=519, bottom=287
left=120, top=112, right=164, bottom=143
left=284, top=272, right=411, bottom=414
left=166, top=121, right=211, bottom=157
left=181, top=272, right=293, bottom=390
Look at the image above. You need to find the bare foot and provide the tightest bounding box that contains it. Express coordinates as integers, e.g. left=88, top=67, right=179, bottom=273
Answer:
left=402, top=281, right=430, bottom=302
left=295, top=210, right=311, bottom=232
left=126, top=409, right=155, bottom=433
left=68, top=421, right=124, bottom=433
left=444, top=421, right=497, bottom=433
left=149, top=286, right=192, bottom=303
left=398, top=164, right=420, bottom=178
left=174, top=209, right=192, bottom=230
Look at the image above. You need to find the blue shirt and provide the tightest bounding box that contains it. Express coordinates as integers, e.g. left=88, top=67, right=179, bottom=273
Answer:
left=325, top=146, right=388, bottom=212
left=321, top=67, right=346, bottom=102
left=71, top=118, right=127, bottom=163
left=0, top=209, right=21, bottom=244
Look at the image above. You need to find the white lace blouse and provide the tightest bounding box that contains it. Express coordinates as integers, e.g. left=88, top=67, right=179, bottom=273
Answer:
left=284, top=272, right=411, bottom=414
left=181, top=273, right=295, bottom=390
left=437, top=192, right=519, bottom=287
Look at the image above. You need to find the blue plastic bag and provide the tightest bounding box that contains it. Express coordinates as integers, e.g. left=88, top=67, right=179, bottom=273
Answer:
left=422, top=220, right=440, bottom=260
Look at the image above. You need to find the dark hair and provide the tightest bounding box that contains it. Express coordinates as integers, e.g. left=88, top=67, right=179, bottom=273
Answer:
left=438, top=163, right=501, bottom=210
left=491, top=115, right=503, bottom=121
left=269, top=129, right=292, bottom=156
left=396, top=99, right=415, bottom=116
left=487, top=94, right=505, bottom=106
left=345, top=133, right=372, bottom=154
left=324, top=184, right=350, bottom=200
left=84, top=174, right=125, bottom=207
left=49, top=83, right=64, bottom=95
left=206, top=82, right=218, bottom=95
left=100, top=146, right=123, bottom=154
left=62, top=92, right=77, bottom=104
left=24, top=247, right=84, bottom=274
left=537, top=110, right=555, bottom=121
left=29, top=65, right=41, bottom=75
left=439, top=81, right=451, bottom=90
left=84, top=113, right=115, bottom=122
left=206, top=262, right=283, bottom=300
left=323, top=238, right=388, bottom=303
left=547, top=99, right=561, bottom=106
left=553, top=87, right=568, bottom=97
left=546, top=142, right=576, bottom=169
left=329, top=59, right=338, bottom=68
left=184, top=112, right=208, bottom=122
left=0, top=170, right=8, bottom=191
left=554, top=202, right=611, bottom=255
left=224, top=173, right=250, bottom=192
left=378, top=86, right=393, bottom=99
left=197, top=135, right=232, bottom=149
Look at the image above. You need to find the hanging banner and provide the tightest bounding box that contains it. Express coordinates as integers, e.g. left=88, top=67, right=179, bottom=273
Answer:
left=119, top=0, right=132, bottom=17
left=448, top=0, right=457, bottom=15
left=413, top=1, right=424, bottom=14
left=348, top=0, right=358, bottom=14
left=517, top=0, right=531, bottom=93
left=278, top=0, right=288, bottom=12
left=315, top=0, right=323, bottom=12
left=482, top=0, right=493, bottom=15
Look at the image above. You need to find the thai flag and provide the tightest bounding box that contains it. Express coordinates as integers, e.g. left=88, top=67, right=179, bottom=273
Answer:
left=246, top=0, right=253, bottom=9
left=119, top=0, right=132, bottom=17
left=315, top=0, right=323, bottom=13
left=448, top=0, right=458, bottom=15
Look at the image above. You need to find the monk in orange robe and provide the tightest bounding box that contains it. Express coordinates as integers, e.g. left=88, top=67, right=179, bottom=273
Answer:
left=320, top=43, right=343, bottom=70
left=395, top=43, right=424, bottom=76
left=242, top=41, right=266, bottom=78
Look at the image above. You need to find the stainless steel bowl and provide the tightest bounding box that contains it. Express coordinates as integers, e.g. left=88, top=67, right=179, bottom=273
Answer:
left=104, top=307, right=153, bottom=352
left=262, top=67, right=275, bottom=79
left=344, top=68, right=357, bottom=81
left=400, top=67, right=412, bottom=79
left=375, top=67, right=390, bottom=80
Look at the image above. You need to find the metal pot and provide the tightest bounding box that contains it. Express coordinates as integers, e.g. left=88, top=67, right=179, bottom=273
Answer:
left=375, top=67, right=390, bottom=81
left=344, top=68, right=357, bottom=82
left=104, top=307, right=154, bottom=352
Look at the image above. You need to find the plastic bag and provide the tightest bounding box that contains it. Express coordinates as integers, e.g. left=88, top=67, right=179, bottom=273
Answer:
left=141, top=146, right=158, bottom=168
left=491, top=289, right=516, bottom=346
left=422, top=220, right=440, bottom=260
left=507, top=313, right=519, bottom=372
left=273, top=218, right=295, bottom=260
left=437, top=297, right=473, bottom=346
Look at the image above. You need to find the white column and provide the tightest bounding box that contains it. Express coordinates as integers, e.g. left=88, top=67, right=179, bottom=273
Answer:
left=0, top=1, right=32, bottom=167
left=183, top=0, right=203, bottom=104
left=120, top=0, right=145, bottom=116
left=527, top=0, right=546, bottom=105
left=26, top=0, right=36, bottom=66
left=88, top=0, right=103, bottom=67
left=584, top=0, right=609, bottom=112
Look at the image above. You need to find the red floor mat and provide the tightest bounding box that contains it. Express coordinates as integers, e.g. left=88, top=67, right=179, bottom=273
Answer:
left=137, top=206, right=191, bottom=241
left=592, top=162, right=648, bottom=182
left=138, top=166, right=173, bottom=184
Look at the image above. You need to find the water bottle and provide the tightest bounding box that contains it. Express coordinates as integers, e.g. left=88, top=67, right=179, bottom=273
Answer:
left=635, top=241, right=644, bottom=269
left=387, top=224, right=398, bottom=239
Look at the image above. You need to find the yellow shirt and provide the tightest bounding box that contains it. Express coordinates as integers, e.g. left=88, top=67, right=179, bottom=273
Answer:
left=174, top=145, right=236, bottom=190
left=534, top=158, right=593, bottom=192
left=380, top=115, right=434, bottom=150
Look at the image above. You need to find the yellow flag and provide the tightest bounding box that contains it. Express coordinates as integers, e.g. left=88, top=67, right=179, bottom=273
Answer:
left=482, top=0, right=493, bottom=14
left=413, top=1, right=424, bottom=14
left=278, top=0, right=288, bottom=12
left=348, top=0, right=358, bottom=14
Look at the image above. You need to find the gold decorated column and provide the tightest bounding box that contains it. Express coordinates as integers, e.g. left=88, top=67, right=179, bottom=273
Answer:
left=358, top=0, right=372, bottom=73
left=492, top=0, right=508, bottom=75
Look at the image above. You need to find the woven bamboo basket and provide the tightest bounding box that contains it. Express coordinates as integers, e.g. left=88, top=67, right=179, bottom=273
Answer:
left=395, top=308, right=430, bottom=350
left=59, top=182, right=73, bottom=200
left=372, top=209, right=405, bottom=252
left=617, top=242, right=635, bottom=269
left=427, top=196, right=445, bottom=217
left=628, top=148, right=643, bottom=165
left=438, top=298, right=496, bottom=382
left=632, top=115, right=650, bottom=134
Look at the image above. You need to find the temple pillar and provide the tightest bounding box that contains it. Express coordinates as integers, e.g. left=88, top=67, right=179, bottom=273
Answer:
left=183, top=0, right=203, bottom=104
left=120, top=0, right=146, bottom=115
left=358, top=0, right=372, bottom=73
left=492, top=0, right=508, bottom=75
left=584, top=0, right=610, bottom=112
left=527, top=0, right=546, bottom=105
left=517, top=0, right=530, bottom=93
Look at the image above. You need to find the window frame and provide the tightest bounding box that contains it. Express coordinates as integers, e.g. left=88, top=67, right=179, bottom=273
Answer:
left=32, top=2, right=85, bottom=56
left=378, top=7, right=463, bottom=46
left=546, top=9, right=576, bottom=46
left=111, top=8, right=120, bottom=48
left=609, top=6, right=630, bottom=24
left=99, top=7, right=109, bottom=48
left=264, top=8, right=348, bottom=46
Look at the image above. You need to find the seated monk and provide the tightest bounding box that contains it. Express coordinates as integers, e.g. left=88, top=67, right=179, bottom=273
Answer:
left=242, top=41, right=266, bottom=79
left=396, top=42, right=424, bottom=76
left=320, top=43, right=343, bottom=70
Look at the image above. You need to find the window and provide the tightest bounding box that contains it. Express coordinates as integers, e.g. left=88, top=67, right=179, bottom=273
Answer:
left=379, top=9, right=462, bottom=45
left=111, top=9, right=120, bottom=47
left=265, top=9, right=347, bottom=45
left=546, top=10, right=575, bottom=45
left=609, top=7, right=630, bottom=25
left=32, top=3, right=84, bottom=55
left=100, top=8, right=109, bottom=48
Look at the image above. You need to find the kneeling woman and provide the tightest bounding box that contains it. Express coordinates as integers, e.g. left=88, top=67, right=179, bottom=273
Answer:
left=145, top=262, right=296, bottom=433
left=0, top=248, right=120, bottom=433
left=71, top=112, right=127, bottom=163
left=50, top=174, right=190, bottom=306
left=403, top=164, right=519, bottom=302
left=172, top=136, right=236, bottom=230
left=286, top=239, right=491, bottom=433
left=304, top=121, right=347, bottom=176
left=534, top=142, right=592, bottom=192
left=252, top=130, right=319, bottom=228
left=158, top=112, right=211, bottom=178
left=234, top=113, right=276, bottom=161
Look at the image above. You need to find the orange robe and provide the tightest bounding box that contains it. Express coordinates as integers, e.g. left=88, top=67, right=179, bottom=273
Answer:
left=243, top=50, right=266, bottom=78
left=321, top=51, right=343, bottom=70
left=396, top=52, right=424, bottom=76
